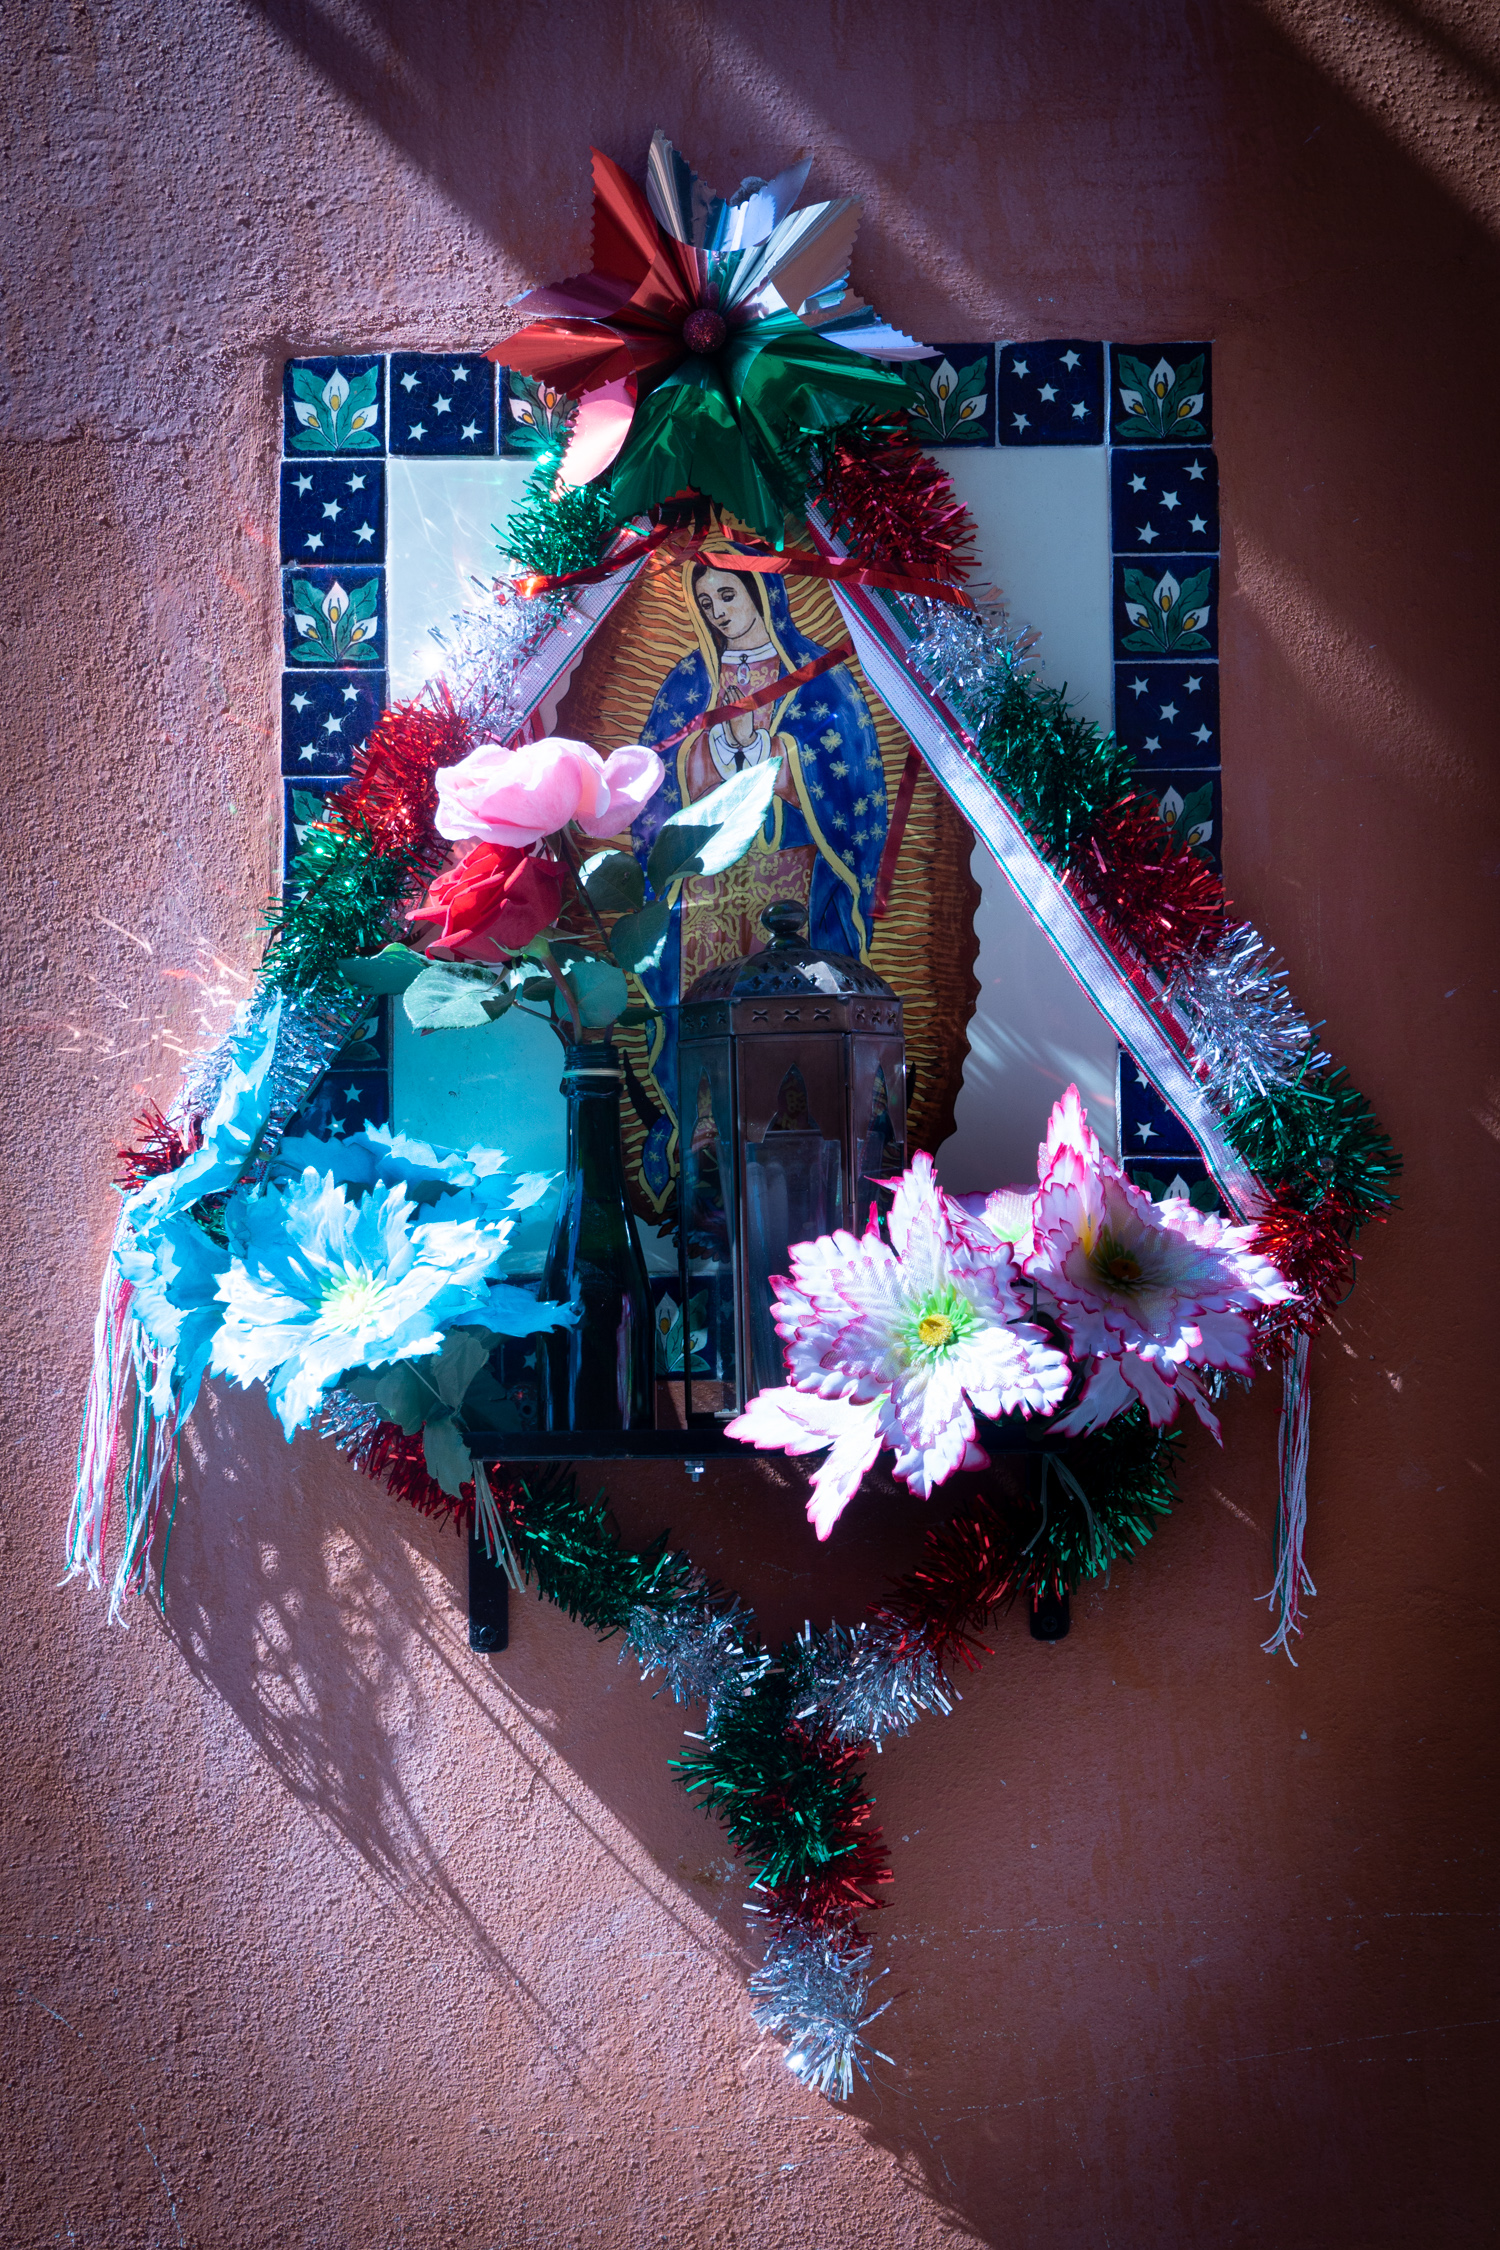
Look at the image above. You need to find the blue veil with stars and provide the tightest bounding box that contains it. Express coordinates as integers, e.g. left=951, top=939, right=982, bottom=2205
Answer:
left=626, top=547, right=889, bottom=1197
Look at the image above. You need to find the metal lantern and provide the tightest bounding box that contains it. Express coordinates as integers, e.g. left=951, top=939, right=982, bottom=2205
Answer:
left=675, top=898, right=907, bottom=1417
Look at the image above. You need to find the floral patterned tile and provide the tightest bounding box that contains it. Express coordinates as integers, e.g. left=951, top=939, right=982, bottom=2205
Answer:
left=279, top=461, right=385, bottom=566
left=1134, top=768, right=1222, bottom=872
left=892, top=344, right=996, bottom=446
left=1108, top=344, right=1211, bottom=443
left=497, top=366, right=577, bottom=455
left=995, top=341, right=1104, bottom=445
left=280, top=672, right=386, bottom=776
left=287, top=1068, right=391, bottom=1138
left=281, top=778, right=347, bottom=886
left=1123, top=1155, right=1222, bottom=1214
left=330, top=998, right=390, bottom=1071
left=283, top=357, right=384, bottom=455
left=1114, top=555, right=1217, bottom=659
left=1118, top=1046, right=1200, bottom=1159
left=388, top=353, right=498, bottom=455
left=282, top=565, right=384, bottom=670
left=1113, top=661, right=1219, bottom=769
left=1110, top=445, right=1218, bottom=554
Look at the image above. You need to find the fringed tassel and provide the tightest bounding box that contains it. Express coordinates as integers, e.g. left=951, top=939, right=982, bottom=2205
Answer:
left=106, top=1327, right=183, bottom=1624
left=65, top=1244, right=136, bottom=1593
left=1262, top=1331, right=1315, bottom=1661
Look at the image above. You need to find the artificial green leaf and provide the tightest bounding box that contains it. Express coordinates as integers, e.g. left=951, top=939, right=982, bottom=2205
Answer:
left=518, top=977, right=555, bottom=1003
left=433, top=1327, right=492, bottom=1412
left=609, top=899, right=671, bottom=973
left=614, top=1004, right=660, bottom=1027
left=559, top=956, right=629, bottom=1027
left=455, top=1365, right=521, bottom=1432
left=580, top=849, right=646, bottom=914
left=337, top=943, right=429, bottom=994
left=344, top=1359, right=435, bottom=1435
left=403, top=961, right=506, bottom=1031
left=650, top=759, right=782, bottom=885
left=648, top=817, right=720, bottom=891
left=423, top=1413, right=473, bottom=1498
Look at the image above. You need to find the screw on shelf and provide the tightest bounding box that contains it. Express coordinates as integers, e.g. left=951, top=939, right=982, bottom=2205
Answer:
left=1029, top=1587, right=1071, bottom=1642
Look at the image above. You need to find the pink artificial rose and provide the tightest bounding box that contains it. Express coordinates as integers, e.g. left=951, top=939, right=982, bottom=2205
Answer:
left=433, top=735, right=664, bottom=849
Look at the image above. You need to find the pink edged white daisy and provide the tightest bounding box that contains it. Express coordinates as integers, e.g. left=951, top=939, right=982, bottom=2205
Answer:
left=1023, top=1083, right=1295, bottom=1439
left=726, top=1153, right=1072, bottom=1539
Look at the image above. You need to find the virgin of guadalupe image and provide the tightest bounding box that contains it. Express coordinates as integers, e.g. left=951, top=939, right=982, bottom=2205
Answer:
left=628, top=546, right=890, bottom=1195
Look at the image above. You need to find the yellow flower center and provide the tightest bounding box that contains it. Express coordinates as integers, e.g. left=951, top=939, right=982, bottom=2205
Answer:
left=917, top=1311, right=954, bottom=1349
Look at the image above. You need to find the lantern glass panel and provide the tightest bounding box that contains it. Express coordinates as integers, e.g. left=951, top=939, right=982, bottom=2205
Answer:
left=677, top=1042, right=738, bottom=1412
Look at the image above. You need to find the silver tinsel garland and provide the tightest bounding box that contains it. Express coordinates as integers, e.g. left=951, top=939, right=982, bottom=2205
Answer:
left=790, top=1616, right=956, bottom=1750
left=625, top=1575, right=770, bottom=1728
left=1168, top=921, right=1329, bottom=1108
left=748, top=1923, right=893, bottom=2103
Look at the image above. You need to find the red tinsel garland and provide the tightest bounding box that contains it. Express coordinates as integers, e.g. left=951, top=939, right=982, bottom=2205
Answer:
left=114, top=1101, right=201, bottom=1192
left=329, top=686, right=479, bottom=873
left=1074, top=794, right=1227, bottom=981
left=343, top=1416, right=477, bottom=1530
left=816, top=419, right=978, bottom=584
left=1252, top=1191, right=1363, bottom=1355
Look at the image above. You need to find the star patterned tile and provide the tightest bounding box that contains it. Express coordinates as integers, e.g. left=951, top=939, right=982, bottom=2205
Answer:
left=892, top=343, right=996, bottom=446
left=282, top=778, right=347, bottom=886
left=995, top=341, right=1104, bottom=445
left=388, top=354, right=497, bottom=455
left=286, top=1068, right=391, bottom=1138
left=279, top=461, right=385, bottom=565
left=1109, top=342, right=1212, bottom=444
left=1114, top=554, right=1218, bottom=660
left=280, top=672, right=386, bottom=776
left=282, top=565, right=384, bottom=670
left=1118, top=1046, right=1200, bottom=1158
left=1112, top=661, right=1219, bottom=769
left=1133, top=768, right=1222, bottom=872
left=1110, top=445, right=1218, bottom=555
left=1122, top=1155, right=1222, bottom=1215
left=325, top=998, right=390, bottom=1072
left=283, top=356, right=384, bottom=455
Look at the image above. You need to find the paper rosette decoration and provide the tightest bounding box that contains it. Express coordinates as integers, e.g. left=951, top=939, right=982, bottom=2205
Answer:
left=494, top=132, right=931, bottom=542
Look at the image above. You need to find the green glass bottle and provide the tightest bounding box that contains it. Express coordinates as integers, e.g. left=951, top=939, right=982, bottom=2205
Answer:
left=540, top=1044, right=654, bottom=1433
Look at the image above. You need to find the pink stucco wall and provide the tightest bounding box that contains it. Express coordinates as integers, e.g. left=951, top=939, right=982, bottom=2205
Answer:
left=5, top=3, right=1497, bottom=2243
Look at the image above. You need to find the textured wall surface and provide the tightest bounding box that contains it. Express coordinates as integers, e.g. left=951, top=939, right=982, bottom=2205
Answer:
left=4, top=4, right=1497, bottom=2244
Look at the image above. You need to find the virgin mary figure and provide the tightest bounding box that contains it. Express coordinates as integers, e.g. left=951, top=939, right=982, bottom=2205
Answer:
left=628, top=545, right=890, bottom=1199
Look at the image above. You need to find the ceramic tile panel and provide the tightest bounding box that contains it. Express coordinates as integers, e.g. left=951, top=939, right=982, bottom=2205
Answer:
left=288, top=1068, right=392, bottom=1138
left=497, top=366, right=577, bottom=456
left=282, top=564, right=385, bottom=670
left=1118, top=1046, right=1202, bottom=1159
left=894, top=343, right=997, bottom=447
left=1113, top=554, right=1218, bottom=662
left=995, top=340, right=1104, bottom=445
left=1110, top=444, right=1218, bottom=554
left=388, top=353, right=498, bottom=455
left=1137, top=768, right=1222, bottom=872
left=283, top=356, right=385, bottom=455
left=280, top=673, right=386, bottom=776
left=281, top=778, right=348, bottom=887
left=1108, top=343, right=1212, bottom=444
left=1112, top=661, right=1218, bottom=769
left=1122, top=1156, right=1223, bottom=1215
left=279, top=461, right=385, bottom=565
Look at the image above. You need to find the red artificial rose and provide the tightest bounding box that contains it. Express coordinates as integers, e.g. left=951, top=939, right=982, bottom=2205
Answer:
left=410, top=841, right=566, bottom=958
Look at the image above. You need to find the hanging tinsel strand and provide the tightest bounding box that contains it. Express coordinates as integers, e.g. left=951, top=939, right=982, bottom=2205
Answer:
left=747, top=1922, right=893, bottom=2103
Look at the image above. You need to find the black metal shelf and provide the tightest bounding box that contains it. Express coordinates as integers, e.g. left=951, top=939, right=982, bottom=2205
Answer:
left=464, top=1420, right=1063, bottom=1463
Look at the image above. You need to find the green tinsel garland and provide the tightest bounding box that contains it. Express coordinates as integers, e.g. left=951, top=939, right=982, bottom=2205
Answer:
left=261, top=816, right=417, bottom=1002
left=674, top=1673, right=873, bottom=1894
left=1224, top=1062, right=1402, bottom=1220
left=503, top=460, right=619, bottom=582
left=967, top=663, right=1137, bottom=864
left=505, top=1467, right=695, bottom=1634
left=1029, top=1407, right=1183, bottom=1592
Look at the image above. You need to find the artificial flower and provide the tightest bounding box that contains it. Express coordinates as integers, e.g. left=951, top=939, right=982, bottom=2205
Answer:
left=271, top=1123, right=554, bottom=1221
left=210, top=1168, right=568, bottom=1440
left=124, top=995, right=283, bottom=1233
left=1022, top=1085, right=1294, bottom=1437
left=728, top=1153, right=1071, bottom=1536
left=409, top=840, right=566, bottom=958
left=116, top=1211, right=232, bottom=1419
left=433, top=735, right=664, bottom=848
left=495, top=132, right=928, bottom=540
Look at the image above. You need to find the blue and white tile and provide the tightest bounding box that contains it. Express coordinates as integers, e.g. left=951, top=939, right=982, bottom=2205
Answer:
left=1110, top=445, right=1218, bottom=554
left=1118, top=1047, right=1200, bottom=1159
left=283, top=356, right=384, bottom=456
left=388, top=354, right=497, bottom=455
left=1123, top=1155, right=1222, bottom=1215
left=497, top=366, right=577, bottom=456
left=330, top=997, right=390, bottom=1072
left=282, top=565, right=385, bottom=670
left=287, top=1069, right=391, bottom=1138
left=281, top=778, right=347, bottom=884
left=1108, top=343, right=1212, bottom=444
left=280, top=672, right=386, bottom=776
left=1134, top=768, right=1222, bottom=871
left=995, top=340, right=1104, bottom=445
left=1114, top=554, right=1217, bottom=660
left=894, top=343, right=996, bottom=446
left=279, top=461, right=385, bottom=565
left=1113, top=661, right=1219, bottom=769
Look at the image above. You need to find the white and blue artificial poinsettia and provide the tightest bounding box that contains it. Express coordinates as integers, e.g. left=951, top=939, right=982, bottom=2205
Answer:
left=115, top=1210, right=233, bottom=1420
left=210, top=1162, right=572, bottom=1441
left=124, top=996, right=285, bottom=1235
